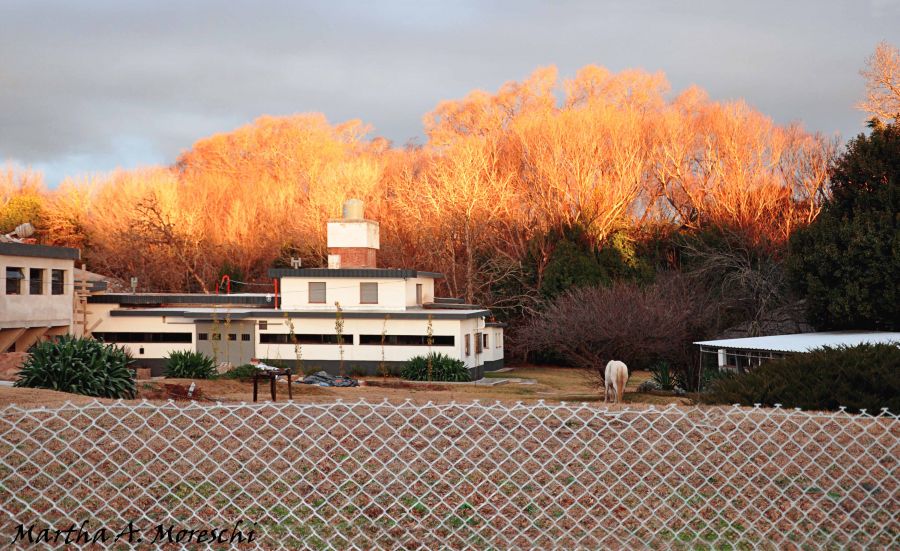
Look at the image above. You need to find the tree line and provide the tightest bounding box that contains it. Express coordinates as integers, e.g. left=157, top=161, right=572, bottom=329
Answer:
left=2, top=65, right=835, bottom=295
left=2, top=46, right=898, bottom=374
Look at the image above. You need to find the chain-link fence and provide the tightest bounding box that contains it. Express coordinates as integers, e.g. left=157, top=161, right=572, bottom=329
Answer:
left=1, top=399, right=897, bottom=549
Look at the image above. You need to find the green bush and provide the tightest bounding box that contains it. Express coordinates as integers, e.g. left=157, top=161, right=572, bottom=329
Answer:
left=701, top=344, right=900, bottom=413
left=15, top=335, right=135, bottom=398
left=401, top=353, right=471, bottom=382
left=219, top=363, right=260, bottom=380
left=164, top=351, right=217, bottom=379
left=650, top=360, right=675, bottom=391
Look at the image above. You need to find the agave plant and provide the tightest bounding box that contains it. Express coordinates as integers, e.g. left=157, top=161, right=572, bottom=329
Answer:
left=15, top=335, right=135, bottom=399
left=164, top=350, right=218, bottom=379
left=401, top=352, right=471, bottom=382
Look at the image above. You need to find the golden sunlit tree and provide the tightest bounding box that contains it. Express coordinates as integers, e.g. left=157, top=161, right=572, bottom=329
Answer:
left=858, top=41, right=900, bottom=123
left=17, top=63, right=835, bottom=306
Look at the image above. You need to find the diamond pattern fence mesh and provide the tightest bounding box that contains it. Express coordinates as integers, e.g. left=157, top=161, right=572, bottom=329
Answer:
left=0, top=399, right=897, bottom=549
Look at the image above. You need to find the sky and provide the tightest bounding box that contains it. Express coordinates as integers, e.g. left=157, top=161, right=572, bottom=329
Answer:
left=1, top=0, right=898, bottom=187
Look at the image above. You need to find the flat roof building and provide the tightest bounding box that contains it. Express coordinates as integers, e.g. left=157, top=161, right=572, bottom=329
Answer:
left=83, top=200, right=505, bottom=378
left=695, top=331, right=900, bottom=372
left=0, top=241, right=80, bottom=354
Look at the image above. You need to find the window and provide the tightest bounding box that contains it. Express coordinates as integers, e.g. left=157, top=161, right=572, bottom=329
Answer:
left=359, top=334, right=454, bottom=346
left=497, top=332, right=502, bottom=348
left=51, top=269, right=65, bottom=295
left=29, top=268, right=44, bottom=295
left=5, top=267, right=23, bottom=295
left=259, top=321, right=268, bottom=331
left=415, top=283, right=423, bottom=305
left=476, top=333, right=483, bottom=354
left=241, top=334, right=251, bottom=341
left=228, top=334, right=237, bottom=341
left=309, top=282, right=326, bottom=304
left=259, top=333, right=347, bottom=345
left=198, top=333, right=208, bottom=341
left=92, top=332, right=193, bottom=343
left=464, top=334, right=470, bottom=356
left=360, top=282, right=378, bottom=304
left=483, top=333, right=489, bottom=350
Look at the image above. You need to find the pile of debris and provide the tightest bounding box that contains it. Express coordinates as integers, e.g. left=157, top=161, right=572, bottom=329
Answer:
left=300, top=371, right=359, bottom=388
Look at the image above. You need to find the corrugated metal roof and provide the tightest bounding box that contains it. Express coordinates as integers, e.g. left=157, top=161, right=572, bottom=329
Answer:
left=694, top=331, right=900, bottom=353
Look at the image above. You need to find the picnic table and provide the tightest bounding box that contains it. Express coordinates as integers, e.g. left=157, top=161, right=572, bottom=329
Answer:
left=251, top=365, right=293, bottom=402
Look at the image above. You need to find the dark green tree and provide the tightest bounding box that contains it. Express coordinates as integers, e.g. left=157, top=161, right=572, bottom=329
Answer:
left=788, top=122, right=900, bottom=330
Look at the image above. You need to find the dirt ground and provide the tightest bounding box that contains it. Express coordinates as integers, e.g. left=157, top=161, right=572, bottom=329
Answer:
left=1, top=384, right=894, bottom=549
left=0, top=366, right=691, bottom=408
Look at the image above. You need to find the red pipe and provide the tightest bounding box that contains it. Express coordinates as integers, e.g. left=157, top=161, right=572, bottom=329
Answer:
left=273, top=278, right=279, bottom=309
left=216, top=275, right=231, bottom=295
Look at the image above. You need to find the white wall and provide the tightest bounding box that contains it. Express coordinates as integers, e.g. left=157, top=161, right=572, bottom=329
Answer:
left=326, top=220, right=379, bottom=249
left=88, top=314, right=195, bottom=360
left=82, top=302, right=504, bottom=368
left=257, top=316, right=469, bottom=364
left=0, top=254, right=74, bottom=329
left=404, top=277, right=435, bottom=305
left=280, top=277, right=408, bottom=310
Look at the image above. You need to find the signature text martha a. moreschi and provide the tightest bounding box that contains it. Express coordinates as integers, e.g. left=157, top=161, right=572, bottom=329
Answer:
left=13, top=520, right=256, bottom=546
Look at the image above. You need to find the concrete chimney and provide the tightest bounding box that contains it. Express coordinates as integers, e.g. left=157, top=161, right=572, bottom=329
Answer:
left=326, top=199, right=379, bottom=268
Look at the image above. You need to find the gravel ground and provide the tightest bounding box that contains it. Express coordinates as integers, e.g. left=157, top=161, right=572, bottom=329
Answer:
left=1, top=400, right=896, bottom=549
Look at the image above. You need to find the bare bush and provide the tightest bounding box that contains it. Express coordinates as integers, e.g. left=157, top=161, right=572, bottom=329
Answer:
left=517, top=273, right=713, bottom=385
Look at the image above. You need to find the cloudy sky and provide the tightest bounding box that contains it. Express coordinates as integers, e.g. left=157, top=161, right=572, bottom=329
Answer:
left=1, top=0, right=898, bottom=186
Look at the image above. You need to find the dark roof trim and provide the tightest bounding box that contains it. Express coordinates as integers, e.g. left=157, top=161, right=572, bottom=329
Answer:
left=423, top=302, right=483, bottom=310
left=268, top=268, right=443, bottom=279
left=89, top=293, right=274, bottom=306
left=434, top=297, right=465, bottom=304
left=110, top=309, right=491, bottom=320
left=485, top=321, right=508, bottom=328
left=0, top=242, right=80, bottom=261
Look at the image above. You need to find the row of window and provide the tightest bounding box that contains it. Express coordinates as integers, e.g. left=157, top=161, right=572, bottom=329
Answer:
left=5, top=267, right=66, bottom=295
left=93, top=332, right=193, bottom=343
left=92, top=331, right=458, bottom=346
left=259, top=334, right=456, bottom=346
left=305, top=282, right=425, bottom=305
left=198, top=333, right=252, bottom=342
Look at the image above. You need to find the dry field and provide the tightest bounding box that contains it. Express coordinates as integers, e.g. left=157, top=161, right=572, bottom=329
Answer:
left=1, top=394, right=897, bottom=549
left=0, top=366, right=691, bottom=409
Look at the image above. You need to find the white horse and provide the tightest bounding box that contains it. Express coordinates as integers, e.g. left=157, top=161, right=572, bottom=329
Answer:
left=604, top=360, right=629, bottom=404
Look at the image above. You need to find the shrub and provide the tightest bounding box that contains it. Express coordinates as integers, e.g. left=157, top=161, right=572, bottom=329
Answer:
left=650, top=361, right=675, bottom=391
left=401, top=353, right=471, bottom=382
left=15, top=335, right=135, bottom=398
left=701, top=344, right=900, bottom=413
left=164, top=351, right=217, bottom=379
left=219, top=363, right=260, bottom=380
left=518, top=273, right=714, bottom=388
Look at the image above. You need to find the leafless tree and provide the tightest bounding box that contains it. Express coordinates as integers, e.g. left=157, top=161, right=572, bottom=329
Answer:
left=858, top=41, right=900, bottom=123
left=517, top=273, right=714, bottom=387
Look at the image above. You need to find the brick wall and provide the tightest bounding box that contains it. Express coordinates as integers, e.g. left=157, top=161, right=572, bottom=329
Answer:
left=328, top=247, right=377, bottom=268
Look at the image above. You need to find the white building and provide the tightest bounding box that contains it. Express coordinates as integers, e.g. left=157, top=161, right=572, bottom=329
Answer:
left=695, top=331, right=900, bottom=372
left=85, top=200, right=505, bottom=378
left=1, top=242, right=79, bottom=354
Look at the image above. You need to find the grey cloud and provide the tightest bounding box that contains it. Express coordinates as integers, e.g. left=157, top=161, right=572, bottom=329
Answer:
left=0, top=0, right=897, bottom=185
